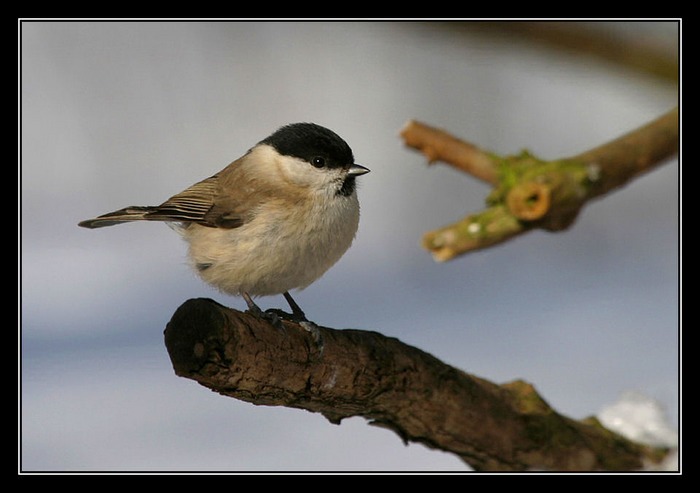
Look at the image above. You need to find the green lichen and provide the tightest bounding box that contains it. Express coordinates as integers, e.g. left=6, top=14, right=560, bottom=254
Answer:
left=486, top=150, right=592, bottom=213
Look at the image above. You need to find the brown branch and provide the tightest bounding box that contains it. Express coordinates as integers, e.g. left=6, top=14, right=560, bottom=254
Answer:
left=399, top=121, right=498, bottom=184
left=401, top=107, right=678, bottom=261
left=164, top=298, right=668, bottom=471
left=442, top=22, right=679, bottom=83
left=575, top=107, right=679, bottom=198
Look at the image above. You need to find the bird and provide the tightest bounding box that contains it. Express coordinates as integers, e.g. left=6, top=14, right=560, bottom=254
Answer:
left=79, top=122, right=369, bottom=323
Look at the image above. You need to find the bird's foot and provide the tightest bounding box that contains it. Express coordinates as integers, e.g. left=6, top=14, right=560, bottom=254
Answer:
left=281, top=292, right=324, bottom=353
left=242, top=293, right=286, bottom=331
left=242, top=292, right=324, bottom=354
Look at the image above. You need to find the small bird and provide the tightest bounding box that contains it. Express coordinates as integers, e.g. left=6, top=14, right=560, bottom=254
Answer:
left=79, top=122, right=369, bottom=322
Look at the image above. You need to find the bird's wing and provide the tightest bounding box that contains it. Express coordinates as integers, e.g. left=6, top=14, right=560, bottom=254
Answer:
left=149, top=173, right=255, bottom=229
left=79, top=171, right=257, bottom=230
left=145, top=175, right=220, bottom=223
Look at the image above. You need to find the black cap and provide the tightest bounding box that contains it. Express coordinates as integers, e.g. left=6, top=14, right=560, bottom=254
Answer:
left=259, top=123, right=355, bottom=170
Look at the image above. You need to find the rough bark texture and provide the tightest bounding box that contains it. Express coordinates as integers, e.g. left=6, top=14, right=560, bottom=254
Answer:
left=164, top=298, right=667, bottom=471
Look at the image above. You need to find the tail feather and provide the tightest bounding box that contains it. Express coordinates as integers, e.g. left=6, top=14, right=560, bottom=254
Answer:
left=78, top=206, right=158, bottom=229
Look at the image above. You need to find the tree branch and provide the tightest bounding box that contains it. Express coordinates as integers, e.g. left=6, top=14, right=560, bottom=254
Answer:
left=442, top=22, right=678, bottom=83
left=164, top=298, right=669, bottom=471
left=400, top=107, right=678, bottom=261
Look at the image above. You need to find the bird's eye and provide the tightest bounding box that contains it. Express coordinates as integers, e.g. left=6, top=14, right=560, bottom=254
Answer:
left=311, top=156, right=326, bottom=168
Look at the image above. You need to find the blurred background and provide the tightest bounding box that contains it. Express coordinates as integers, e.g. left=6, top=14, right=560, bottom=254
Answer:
left=20, top=21, right=679, bottom=471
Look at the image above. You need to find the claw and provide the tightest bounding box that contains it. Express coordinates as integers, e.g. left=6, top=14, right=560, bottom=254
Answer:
left=241, top=292, right=323, bottom=353
left=242, top=292, right=286, bottom=331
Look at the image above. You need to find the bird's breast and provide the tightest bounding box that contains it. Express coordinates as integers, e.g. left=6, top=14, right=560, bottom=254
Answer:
left=183, top=193, right=360, bottom=296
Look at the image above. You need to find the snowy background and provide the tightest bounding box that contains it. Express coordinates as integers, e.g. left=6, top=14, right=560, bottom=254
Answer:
left=20, top=21, right=679, bottom=472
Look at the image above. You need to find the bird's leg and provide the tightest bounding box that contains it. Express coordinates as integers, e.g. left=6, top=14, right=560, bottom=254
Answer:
left=283, top=291, right=307, bottom=321
left=242, top=292, right=263, bottom=315
left=264, top=291, right=307, bottom=322
left=242, top=292, right=283, bottom=330
left=246, top=291, right=322, bottom=352
left=282, top=292, right=323, bottom=353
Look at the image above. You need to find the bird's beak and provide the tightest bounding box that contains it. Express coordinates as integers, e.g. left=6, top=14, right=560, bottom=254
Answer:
left=348, top=164, right=370, bottom=176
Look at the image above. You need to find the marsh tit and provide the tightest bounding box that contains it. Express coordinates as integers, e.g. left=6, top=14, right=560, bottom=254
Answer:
left=79, top=122, right=370, bottom=321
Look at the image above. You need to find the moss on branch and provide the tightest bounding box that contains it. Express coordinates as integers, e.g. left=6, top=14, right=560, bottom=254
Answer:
left=401, top=108, right=678, bottom=261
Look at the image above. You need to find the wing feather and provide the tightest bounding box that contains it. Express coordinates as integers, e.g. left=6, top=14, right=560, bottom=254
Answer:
left=79, top=161, right=259, bottom=230
left=145, top=176, right=220, bottom=223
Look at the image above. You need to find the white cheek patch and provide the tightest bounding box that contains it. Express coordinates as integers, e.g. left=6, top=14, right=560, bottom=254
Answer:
left=278, top=156, right=315, bottom=182
left=277, top=155, right=339, bottom=190
left=248, top=144, right=345, bottom=194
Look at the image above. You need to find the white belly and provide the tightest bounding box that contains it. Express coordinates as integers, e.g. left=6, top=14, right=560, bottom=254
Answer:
left=181, top=194, right=360, bottom=297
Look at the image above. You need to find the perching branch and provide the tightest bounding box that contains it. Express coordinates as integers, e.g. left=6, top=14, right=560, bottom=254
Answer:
left=400, top=107, right=678, bottom=261
left=164, top=298, right=669, bottom=472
